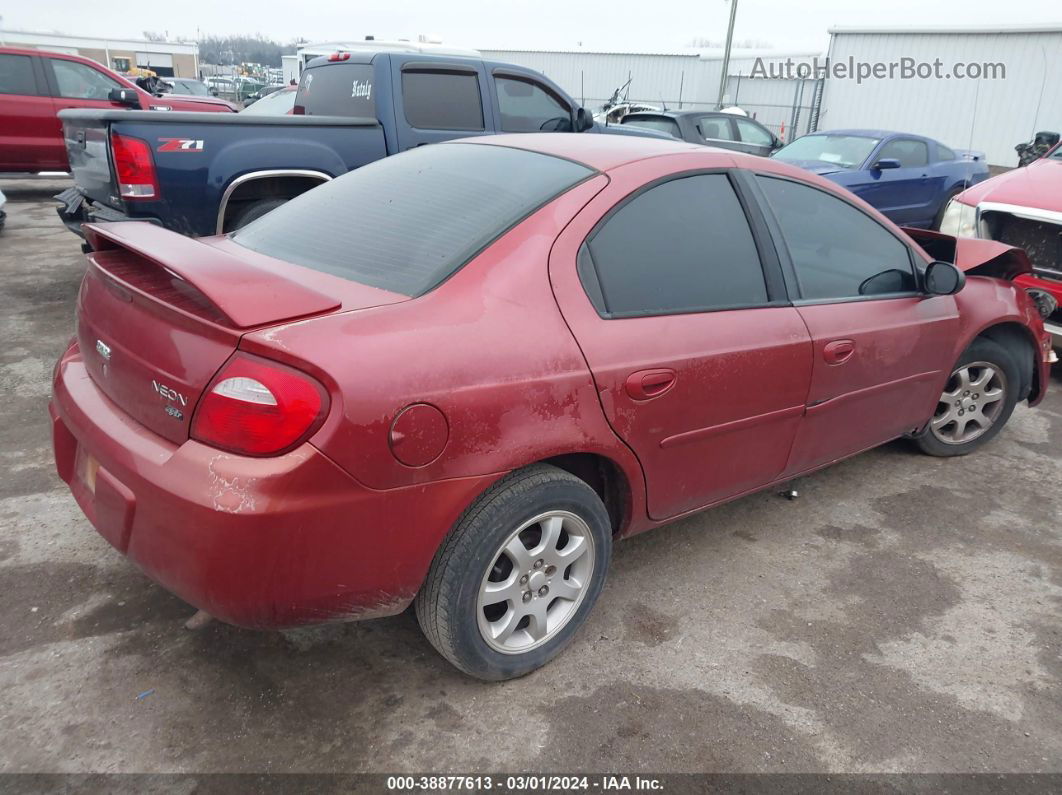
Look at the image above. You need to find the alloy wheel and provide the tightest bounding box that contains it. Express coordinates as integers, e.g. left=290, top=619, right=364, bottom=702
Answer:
left=929, top=361, right=1007, bottom=445
left=476, top=510, right=595, bottom=654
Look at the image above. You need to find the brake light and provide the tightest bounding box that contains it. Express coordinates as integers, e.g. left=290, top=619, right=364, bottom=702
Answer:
left=328, top=51, right=351, bottom=61
left=191, top=354, right=328, bottom=456
left=111, top=132, right=159, bottom=200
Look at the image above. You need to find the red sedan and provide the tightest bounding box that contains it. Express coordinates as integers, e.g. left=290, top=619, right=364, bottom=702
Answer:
left=50, top=134, right=1052, bottom=680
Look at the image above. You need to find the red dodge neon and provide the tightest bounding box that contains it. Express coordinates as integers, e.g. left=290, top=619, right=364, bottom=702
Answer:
left=50, top=134, right=1053, bottom=680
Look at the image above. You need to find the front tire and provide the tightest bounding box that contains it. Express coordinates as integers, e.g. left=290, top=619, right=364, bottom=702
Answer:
left=916, top=338, right=1021, bottom=457
left=415, top=465, right=612, bottom=681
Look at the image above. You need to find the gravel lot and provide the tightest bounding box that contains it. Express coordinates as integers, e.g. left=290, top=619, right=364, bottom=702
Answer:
left=1, top=178, right=1060, bottom=774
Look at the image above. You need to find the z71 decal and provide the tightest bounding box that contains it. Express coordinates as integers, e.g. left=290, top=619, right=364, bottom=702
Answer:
left=157, top=138, right=205, bottom=153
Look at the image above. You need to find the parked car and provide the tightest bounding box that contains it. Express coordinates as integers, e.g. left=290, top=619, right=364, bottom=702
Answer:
left=50, top=134, right=1051, bottom=680
left=161, top=78, right=238, bottom=111
left=938, top=140, right=1062, bottom=349
left=0, top=47, right=234, bottom=173
left=0, top=187, right=6, bottom=231
left=621, top=109, right=782, bottom=156
left=243, top=83, right=286, bottom=106
left=55, top=50, right=662, bottom=238
left=772, top=129, right=990, bottom=229
left=238, top=85, right=297, bottom=116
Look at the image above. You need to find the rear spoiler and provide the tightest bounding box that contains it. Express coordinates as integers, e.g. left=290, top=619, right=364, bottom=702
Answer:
left=83, top=222, right=340, bottom=328
left=902, top=227, right=1033, bottom=280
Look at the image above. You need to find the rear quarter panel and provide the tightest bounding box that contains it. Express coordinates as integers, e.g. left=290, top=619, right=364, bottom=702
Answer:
left=239, top=175, right=649, bottom=532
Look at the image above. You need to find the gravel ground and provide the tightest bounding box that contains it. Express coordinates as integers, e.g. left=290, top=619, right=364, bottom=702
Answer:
left=0, top=179, right=1060, bottom=775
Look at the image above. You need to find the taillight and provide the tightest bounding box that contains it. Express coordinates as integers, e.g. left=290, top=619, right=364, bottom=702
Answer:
left=111, top=132, right=159, bottom=200
left=327, top=51, right=350, bottom=61
left=191, top=354, right=328, bottom=456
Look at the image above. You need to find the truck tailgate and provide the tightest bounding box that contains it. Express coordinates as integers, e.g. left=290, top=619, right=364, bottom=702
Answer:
left=62, top=115, right=117, bottom=209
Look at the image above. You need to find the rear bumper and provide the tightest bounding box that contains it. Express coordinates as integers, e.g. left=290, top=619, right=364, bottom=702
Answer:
left=54, top=187, right=150, bottom=240
left=50, top=342, right=498, bottom=629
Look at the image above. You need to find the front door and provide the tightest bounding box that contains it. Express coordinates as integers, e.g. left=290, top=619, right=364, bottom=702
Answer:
left=391, top=58, right=494, bottom=150
left=549, top=165, right=813, bottom=520
left=850, top=137, right=937, bottom=225
left=752, top=173, right=960, bottom=474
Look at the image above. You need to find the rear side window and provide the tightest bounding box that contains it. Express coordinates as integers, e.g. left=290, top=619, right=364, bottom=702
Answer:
left=937, top=144, right=956, bottom=161
left=295, top=63, right=375, bottom=116
left=622, top=116, right=680, bottom=139
left=495, top=76, right=571, bottom=132
left=232, top=143, right=593, bottom=296
left=757, top=176, right=916, bottom=301
left=0, top=54, right=38, bottom=96
left=698, top=117, right=735, bottom=142
left=584, top=174, right=768, bottom=317
left=402, top=70, right=484, bottom=131
left=877, top=138, right=929, bottom=168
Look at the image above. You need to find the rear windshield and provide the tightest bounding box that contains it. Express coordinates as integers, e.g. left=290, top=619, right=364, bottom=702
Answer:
left=295, top=62, right=375, bottom=117
left=231, top=143, right=594, bottom=296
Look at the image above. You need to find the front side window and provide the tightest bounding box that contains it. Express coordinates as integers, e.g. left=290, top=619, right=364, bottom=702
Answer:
left=402, top=70, right=484, bottom=131
left=757, top=176, right=916, bottom=301
left=495, top=76, right=571, bottom=132
left=735, top=118, right=774, bottom=146
left=698, top=117, right=735, bottom=142
left=0, top=54, right=37, bottom=96
left=49, top=59, right=120, bottom=100
left=584, top=174, right=768, bottom=317
left=622, top=115, right=681, bottom=139
left=877, top=138, right=929, bottom=168
left=232, top=143, right=591, bottom=296
left=295, top=62, right=375, bottom=117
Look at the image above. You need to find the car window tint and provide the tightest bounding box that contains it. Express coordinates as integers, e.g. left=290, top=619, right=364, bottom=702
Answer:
left=698, top=117, right=735, bottom=141
left=877, top=138, right=929, bottom=168
left=49, top=59, right=120, bottom=100
left=735, top=118, right=774, bottom=146
left=757, top=176, right=916, bottom=301
left=621, top=116, right=681, bottom=139
left=232, top=143, right=591, bottom=296
left=937, top=144, right=956, bottom=161
left=496, top=76, right=571, bottom=132
left=0, top=54, right=38, bottom=95
left=585, top=174, right=768, bottom=316
left=295, top=63, right=374, bottom=116
left=402, top=70, right=484, bottom=131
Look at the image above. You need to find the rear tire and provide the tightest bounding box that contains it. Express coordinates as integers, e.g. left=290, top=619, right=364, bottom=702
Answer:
left=915, top=338, right=1021, bottom=457
left=229, top=198, right=287, bottom=231
left=415, top=464, right=612, bottom=681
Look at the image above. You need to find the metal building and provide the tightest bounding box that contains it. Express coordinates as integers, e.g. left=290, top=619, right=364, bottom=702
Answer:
left=820, top=25, right=1062, bottom=166
left=0, top=29, right=200, bottom=78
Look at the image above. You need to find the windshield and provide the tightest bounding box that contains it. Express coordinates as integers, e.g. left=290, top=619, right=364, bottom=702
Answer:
left=232, top=143, right=594, bottom=296
left=773, top=134, right=880, bottom=169
left=240, top=88, right=296, bottom=115
left=175, top=80, right=210, bottom=96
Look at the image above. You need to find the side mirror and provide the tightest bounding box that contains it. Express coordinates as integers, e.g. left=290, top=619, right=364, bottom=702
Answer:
left=924, top=261, right=966, bottom=296
left=108, top=88, right=141, bottom=108
left=872, top=158, right=902, bottom=170
left=772, top=134, right=783, bottom=149
left=574, top=107, right=594, bottom=133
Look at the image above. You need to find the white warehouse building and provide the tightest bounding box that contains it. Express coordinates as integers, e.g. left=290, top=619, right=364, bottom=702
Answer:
left=820, top=25, right=1062, bottom=167
left=485, top=24, right=1062, bottom=166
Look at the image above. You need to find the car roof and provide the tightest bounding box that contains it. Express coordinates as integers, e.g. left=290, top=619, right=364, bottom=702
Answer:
left=626, top=109, right=736, bottom=120
left=810, top=128, right=936, bottom=143
left=450, top=133, right=733, bottom=171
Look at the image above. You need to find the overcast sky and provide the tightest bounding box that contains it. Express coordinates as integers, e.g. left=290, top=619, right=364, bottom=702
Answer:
left=4, top=0, right=1061, bottom=53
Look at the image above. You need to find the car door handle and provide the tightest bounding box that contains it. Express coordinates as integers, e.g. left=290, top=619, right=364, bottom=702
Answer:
left=624, top=368, right=676, bottom=401
left=823, top=339, right=855, bottom=365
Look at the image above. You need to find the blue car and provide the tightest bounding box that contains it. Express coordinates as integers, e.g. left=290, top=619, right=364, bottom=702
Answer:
left=772, top=129, right=989, bottom=229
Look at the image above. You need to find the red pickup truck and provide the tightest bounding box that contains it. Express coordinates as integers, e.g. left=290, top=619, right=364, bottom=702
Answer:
left=939, top=144, right=1062, bottom=349
left=0, top=47, right=234, bottom=173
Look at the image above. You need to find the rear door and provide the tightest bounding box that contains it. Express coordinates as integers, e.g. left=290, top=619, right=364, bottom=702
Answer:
left=751, top=174, right=959, bottom=474
left=549, top=162, right=813, bottom=520
left=849, top=137, right=937, bottom=225
left=0, top=52, right=64, bottom=170
left=391, top=58, right=494, bottom=150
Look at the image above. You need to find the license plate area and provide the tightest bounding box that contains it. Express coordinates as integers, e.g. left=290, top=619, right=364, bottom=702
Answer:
left=76, top=447, right=99, bottom=494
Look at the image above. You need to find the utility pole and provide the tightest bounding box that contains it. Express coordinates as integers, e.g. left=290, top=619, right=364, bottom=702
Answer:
left=716, top=0, right=738, bottom=109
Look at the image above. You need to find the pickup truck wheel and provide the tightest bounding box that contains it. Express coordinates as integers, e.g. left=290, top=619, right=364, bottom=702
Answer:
left=415, top=464, right=611, bottom=681
left=229, top=198, right=287, bottom=231
left=916, top=338, right=1020, bottom=457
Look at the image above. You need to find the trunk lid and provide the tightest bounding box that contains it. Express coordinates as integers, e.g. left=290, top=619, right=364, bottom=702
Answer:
left=77, top=222, right=405, bottom=443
